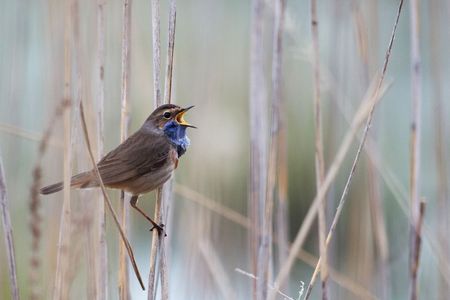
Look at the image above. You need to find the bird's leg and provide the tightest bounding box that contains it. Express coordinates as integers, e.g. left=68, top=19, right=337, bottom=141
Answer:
left=130, top=195, right=166, bottom=236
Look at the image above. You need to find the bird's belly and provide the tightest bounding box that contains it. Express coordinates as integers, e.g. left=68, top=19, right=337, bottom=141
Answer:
left=123, top=161, right=175, bottom=195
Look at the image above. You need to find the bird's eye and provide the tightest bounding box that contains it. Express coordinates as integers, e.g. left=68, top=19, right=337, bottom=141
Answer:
left=163, top=111, right=171, bottom=119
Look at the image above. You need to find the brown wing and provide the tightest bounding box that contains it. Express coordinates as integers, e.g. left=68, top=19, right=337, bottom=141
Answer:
left=97, top=129, right=172, bottom=186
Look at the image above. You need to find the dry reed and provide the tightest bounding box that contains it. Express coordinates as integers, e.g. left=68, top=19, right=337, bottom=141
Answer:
left=151, top=0, right=161, bottom=107
left=303, top=1, right=404, bottom=298
left=79, top=101, right=145, bottom=290
left=0, top=155, right=19, bottom=300
left=175, top=183, right=377, bottom=299
left=118, top=0, right=132, bottom=298
left=53, top=0, right=73, bottom=296
left=274, top=12, right=289, bottom=286
left=410, top=200, right=426, bottom=300
left=148, top=1, right=177, bottom=299
left=366, top=144, right=391, bottom=299
left=409, top=0, right=423, bottom=298
left=269, top=74, right=387, bottom=300
left=269, top=2, right=404, bottom=298
left=2, top=1, right=448, bottom=298
left=147, top=0, right=162, bottom=295
left=350, top=107, right=450, bottom=287
left=325, top=55, right=449, bottom=294
left=275, top=116, right=289, bottom=291
left=428, top=1, right=450, bottom=297
left=249, top=0, right=268, bottom=298
left=95, top=0, right=108, bottom=298
left=359, top=3, right=391, bottom=296
left=352, top=4, right=391, bottom=295
left=163, top=0, right=177, bottom=105
left=70, top=1, right=99, bottom=297
left=259, top=0, right=286, bottom=298
left=309, top=0, right=328, bottom=298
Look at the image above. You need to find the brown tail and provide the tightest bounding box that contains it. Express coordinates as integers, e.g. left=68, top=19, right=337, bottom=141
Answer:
left=40, top=171, right=97, bottom=195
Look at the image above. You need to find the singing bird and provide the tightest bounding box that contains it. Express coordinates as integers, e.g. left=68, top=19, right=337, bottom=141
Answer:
left=40, top=104, right=195, bottom=232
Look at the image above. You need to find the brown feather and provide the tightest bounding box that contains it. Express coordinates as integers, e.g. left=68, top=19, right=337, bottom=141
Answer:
left=40, top=126, right=176, bottom=196
left=40, top=104, right=190, bottom=197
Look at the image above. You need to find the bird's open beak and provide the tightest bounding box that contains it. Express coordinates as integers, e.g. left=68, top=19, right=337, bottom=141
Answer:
left=175, top=106, right=196, bottom=128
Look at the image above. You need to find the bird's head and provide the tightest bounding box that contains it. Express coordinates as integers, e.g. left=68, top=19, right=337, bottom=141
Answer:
left=145, top=104, right=195, bottom=156
left=147, top=104, right=196, bottom=130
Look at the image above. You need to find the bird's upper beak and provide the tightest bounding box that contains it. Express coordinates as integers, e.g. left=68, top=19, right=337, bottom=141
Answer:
left=175, top=106, right=196, bottom=128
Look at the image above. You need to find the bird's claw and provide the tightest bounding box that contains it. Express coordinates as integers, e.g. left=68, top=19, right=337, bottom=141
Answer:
left=150, top=223, right=166, bottom=236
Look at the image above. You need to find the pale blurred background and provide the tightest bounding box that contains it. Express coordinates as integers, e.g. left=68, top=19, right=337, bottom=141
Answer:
left=1, top=0, right=450, bottom=299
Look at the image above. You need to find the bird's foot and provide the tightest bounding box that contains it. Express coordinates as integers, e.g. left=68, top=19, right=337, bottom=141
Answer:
left=150, top=223, right=167, bottom=237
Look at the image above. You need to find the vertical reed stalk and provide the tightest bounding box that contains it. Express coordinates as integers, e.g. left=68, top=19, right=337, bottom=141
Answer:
left=428, top=1, right=449, bottom=297
left=158, top=3, right=177, bottom=298
left=119, top=0, right=132, bottom=299
left=151, top=0, right=161, bottom=107
left=269, top=2, right=404, bottom=298
left=409, top=0, right=422, bottom=298
left=367, top=161, right=390, bottom=298
left=275, top=114, right=289, bottom=289
left=96, top=0, right=107, bottom=298
left=147, top=0, right=161, bottom=297
left=163, top=0, right=176, bottom=105
left=310, top=0, right=328, bottom=298
left=259, top=0, right=285, bottom=298
left=0, top=155, right=19, bottom=300
left=148, top=1, right=176, bottom=299
left=354, top=2, right=391, bottom=296
left=70, top=1, right=98, bottom=297
left=53, top=0, right=73, bottom=297
left=411, top=200, right=426, bottom=300
left=249, top=0, right=267, bottom=298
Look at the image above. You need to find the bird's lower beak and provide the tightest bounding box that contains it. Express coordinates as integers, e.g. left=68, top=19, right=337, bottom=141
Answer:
left=176, top=106, right=196, bottom=128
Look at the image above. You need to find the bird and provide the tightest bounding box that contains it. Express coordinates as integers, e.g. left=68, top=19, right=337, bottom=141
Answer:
left=40, top=104, right=195, bottom=233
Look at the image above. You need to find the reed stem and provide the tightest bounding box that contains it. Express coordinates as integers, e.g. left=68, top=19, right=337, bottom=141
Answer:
left=303, top=2, right=404, bottom=298
left=259, top=0, right=286, bottom=298
left=79, top=101, right=145, bottom=290
left=0, top=155, right=19, bottom=300
left=249, top=0, right=267, bottom=298
left=409, top=0, right=422, bottom=298
left=53, top=0, right=73, bottom=296
left=428, top=1, right=450, bottom=297
left=95, top=0, right=107, bottom=298
left=118, top=0, right=132, bottom=298
left=148, top=1, right=176, bottom=299
left=310, top=0, right=328, bottom=297
left=270, top=2, right=404, bottom=298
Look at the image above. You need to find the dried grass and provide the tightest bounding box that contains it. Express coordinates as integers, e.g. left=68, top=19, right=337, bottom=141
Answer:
left=271, top=1, right=404, bottom=297
left=309, top=0, right=328, bottom=297
left=249, top=0, right=268, bottom=298
left=53, top=0, right=74, bottom=295
left=148, top=1, right=177, bottom=299
left=79, top=101, right=145, bottom=290
left=118, top=0, right=132, bottom=298
left=0, top=155, right=19, bottom=300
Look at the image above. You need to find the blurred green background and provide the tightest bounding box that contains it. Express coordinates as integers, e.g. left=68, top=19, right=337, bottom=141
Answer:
left=1, top=0, right=450, bottom=299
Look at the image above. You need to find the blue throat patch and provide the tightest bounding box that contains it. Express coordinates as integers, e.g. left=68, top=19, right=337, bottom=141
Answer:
left=163, top=120, right=190, bottom=157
